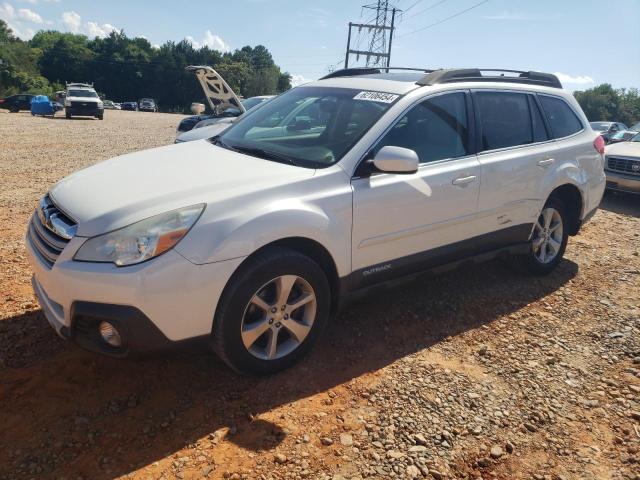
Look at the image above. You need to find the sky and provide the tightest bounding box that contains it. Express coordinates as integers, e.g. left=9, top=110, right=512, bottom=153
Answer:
left=1, top=0, right=639, bottom=90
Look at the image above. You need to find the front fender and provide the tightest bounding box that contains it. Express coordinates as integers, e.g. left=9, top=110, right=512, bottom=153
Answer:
left=176, top=199, right=352, bottom=277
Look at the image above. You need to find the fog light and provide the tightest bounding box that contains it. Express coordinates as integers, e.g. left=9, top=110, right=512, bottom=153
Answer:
left=99, top=321, right=122, bottom=347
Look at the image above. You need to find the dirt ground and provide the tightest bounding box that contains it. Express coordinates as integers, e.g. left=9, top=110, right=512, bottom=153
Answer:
left=0, top=109, right=638, bottom=480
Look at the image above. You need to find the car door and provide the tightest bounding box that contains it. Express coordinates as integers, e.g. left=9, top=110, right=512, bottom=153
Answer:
left=351, top=91, right=482, bottom=288
left=473, top=90, right=551, bottom=239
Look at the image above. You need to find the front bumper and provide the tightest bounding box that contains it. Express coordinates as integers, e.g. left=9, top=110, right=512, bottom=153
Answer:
left=605, top=170, right=640, bottom=194
left=66, top=106, right=104, bottom=117
left=26, top=233, right=245, bottom=357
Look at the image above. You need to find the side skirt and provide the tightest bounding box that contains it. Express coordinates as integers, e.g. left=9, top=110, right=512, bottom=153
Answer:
left=338, top=223, right=532, bottom=308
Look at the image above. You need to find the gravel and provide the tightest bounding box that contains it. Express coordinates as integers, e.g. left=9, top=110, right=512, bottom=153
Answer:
left=0, top=110, right=639, bottom=479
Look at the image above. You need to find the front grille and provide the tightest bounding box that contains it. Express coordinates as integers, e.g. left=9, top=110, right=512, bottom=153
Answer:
left=27, top=195, right=76, bottom=268
left=607, top=156, right=640, bottom=176
left=70, top=101, right=98, bottom=111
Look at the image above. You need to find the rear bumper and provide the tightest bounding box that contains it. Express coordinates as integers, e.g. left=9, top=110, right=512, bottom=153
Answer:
left=605, top=170, right=640, bottom=194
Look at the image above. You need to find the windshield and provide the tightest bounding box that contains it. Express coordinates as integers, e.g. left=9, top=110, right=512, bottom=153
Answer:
left=140, top=98, right=154, bottom=103
left=68, top=89, right=98, bottom=98
left=631, top=133, right=640, bottom=142
left=590, top=122, right=611, bottom=131
left=219, top=86, right=397, bottom=168
left=630, top=122, right=640, bottom=131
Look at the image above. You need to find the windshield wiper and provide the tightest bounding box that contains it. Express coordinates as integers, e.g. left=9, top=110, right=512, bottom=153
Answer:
left=227, top=144, right=301, bottom=166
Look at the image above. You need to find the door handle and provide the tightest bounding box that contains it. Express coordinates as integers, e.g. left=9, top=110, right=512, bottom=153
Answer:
left=538, top=158, right=555, bottom=167
left=452, top=175, right=477, bottom=186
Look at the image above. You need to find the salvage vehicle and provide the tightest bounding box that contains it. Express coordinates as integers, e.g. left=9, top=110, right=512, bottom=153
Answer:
left=0, top=93, right=34, bottom=112
left=64, top=83, right=104, bottom=120
left=175, top=97, right=274, bottom=143
left=604, top=132, right=640, bottom=194
left=176, top=66, right=250, bottom=134
left=26, top=67, right=605, bottom=374
left=103, top=100, right=117, bottom=110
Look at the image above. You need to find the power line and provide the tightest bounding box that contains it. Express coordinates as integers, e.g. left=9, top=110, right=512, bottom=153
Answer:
left=403, top=0, right=426, bottom=14
left=404, top=0, right=449, bottom=20
left=397, top=0, right=489, bottom=38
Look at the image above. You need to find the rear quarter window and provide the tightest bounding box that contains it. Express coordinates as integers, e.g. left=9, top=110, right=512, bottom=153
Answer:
left=538, top=95, right=583, bottom=139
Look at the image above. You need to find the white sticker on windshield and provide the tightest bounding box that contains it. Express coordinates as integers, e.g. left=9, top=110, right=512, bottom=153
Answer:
left=354, top=91, right=399, bottom=103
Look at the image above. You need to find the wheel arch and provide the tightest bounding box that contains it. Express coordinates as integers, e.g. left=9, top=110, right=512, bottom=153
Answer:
left=219, top=237, right=342, bottom=318
left=548, top=183, right=583, bottom=236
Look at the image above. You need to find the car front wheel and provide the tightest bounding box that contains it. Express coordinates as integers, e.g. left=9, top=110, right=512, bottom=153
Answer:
left=212, top=247, right=330, bottom=375
left=522, top=197, right=568, bottom=275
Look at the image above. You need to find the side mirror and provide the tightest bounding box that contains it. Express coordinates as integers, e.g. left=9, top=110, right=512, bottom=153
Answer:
left=372, top=146, right=419, bottom=174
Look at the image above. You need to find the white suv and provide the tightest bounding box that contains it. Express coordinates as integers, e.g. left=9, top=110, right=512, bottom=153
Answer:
left=26, top=68, right=605, bottom=374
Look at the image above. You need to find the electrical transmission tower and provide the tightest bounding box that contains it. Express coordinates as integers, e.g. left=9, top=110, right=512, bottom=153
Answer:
left=344, top=1, right=398, bottom=69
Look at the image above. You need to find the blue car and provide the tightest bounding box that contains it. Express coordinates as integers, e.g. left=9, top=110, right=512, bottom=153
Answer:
left=30, top=95, right=56, bottom=117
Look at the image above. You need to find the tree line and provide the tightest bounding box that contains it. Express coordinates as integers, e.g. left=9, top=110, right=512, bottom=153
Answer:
left=0, top=20, right=292, bottom=112
left=573, top=84, right=640, bottom=126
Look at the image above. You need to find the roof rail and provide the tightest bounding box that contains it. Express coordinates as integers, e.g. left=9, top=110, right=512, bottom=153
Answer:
left=320, top=67, right=435, bottom=80
left=417, top=69, right=562, bottom=89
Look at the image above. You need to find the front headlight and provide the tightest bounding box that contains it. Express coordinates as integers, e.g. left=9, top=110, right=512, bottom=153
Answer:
left=74, top=204, right=204, bottom=266
left=64, top=99, right=71, bottom=107
left=97, top=101, right=104, bottom=108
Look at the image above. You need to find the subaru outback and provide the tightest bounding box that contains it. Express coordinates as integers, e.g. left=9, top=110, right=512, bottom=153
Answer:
left=26, top=68, right=606, bottom=374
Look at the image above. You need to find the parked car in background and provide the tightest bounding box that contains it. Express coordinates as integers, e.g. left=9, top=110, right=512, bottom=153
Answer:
left=103, top=100, right=117, bottom=110
left=114, top=103, right=122, bottom=110
left=604, top=132, right=640, bottom=194
left=30, top=95, right=57, bottom=117
left=590, top=121, right=628, bottom=143
left=138, top=98, right=158, bottom=112
left=121, top=102, right=138, bottom=111
left=178, top=96, right=273, bottom=133
left=174, top=96, right=274, bottom=143
left=174, top=118, right=235, bottom=143
left=64, top=83, right=104, bottom=120
left=608, top=121, right=640, bottom=144
left=0, top=93, right=34, bottom=112
left=26, top=67, right=604, bottom=375
left=177, top=65, right=247, bottom=133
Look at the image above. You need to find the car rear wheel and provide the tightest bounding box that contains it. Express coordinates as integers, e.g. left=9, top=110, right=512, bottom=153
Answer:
left=521, top=197, right=568, bottom=275
left=212, top=247, right=330, bottom=375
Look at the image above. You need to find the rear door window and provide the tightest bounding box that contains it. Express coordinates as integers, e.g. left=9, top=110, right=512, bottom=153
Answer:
left=475, top=91, right=534, bottom=151
left=538, top=95, right=583, bottom=139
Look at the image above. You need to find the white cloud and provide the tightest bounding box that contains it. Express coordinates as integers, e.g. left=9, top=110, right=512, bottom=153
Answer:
left=61, top=10, right=119, bottom=38
left=17, top=7, right=42, bottom=23
left=554, top=72, right=595, bottom=86
left=61, top=10, right=80, bottom=32
left=0, top=2, right=37, bottom=38
left=85, top=20, right=117, bottom=38
left=186, top=30, right=230, bottom=52
left=290, top=74, right=311, bottom=87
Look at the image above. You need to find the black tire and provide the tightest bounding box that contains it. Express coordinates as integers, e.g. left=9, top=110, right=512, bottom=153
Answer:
left=9, top=106, right=18, bottom=113
left=65, top=112, right=71, bottom=119
left=520, top=196, right=569, bottom=276
left=212, top=246, right=331, bottom=375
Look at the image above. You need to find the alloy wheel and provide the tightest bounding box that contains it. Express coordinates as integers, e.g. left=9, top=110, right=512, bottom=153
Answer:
left=532, top=207, right=563, bottom=264
left=241, top=275, right=317, bottom=360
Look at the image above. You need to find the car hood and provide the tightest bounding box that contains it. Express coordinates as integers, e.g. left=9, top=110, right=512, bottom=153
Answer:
left=176, top=121, right=233, bottom=143
left=605, top=141, right=640, bottom=158
left=49, top=140, right=316, bottom=237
